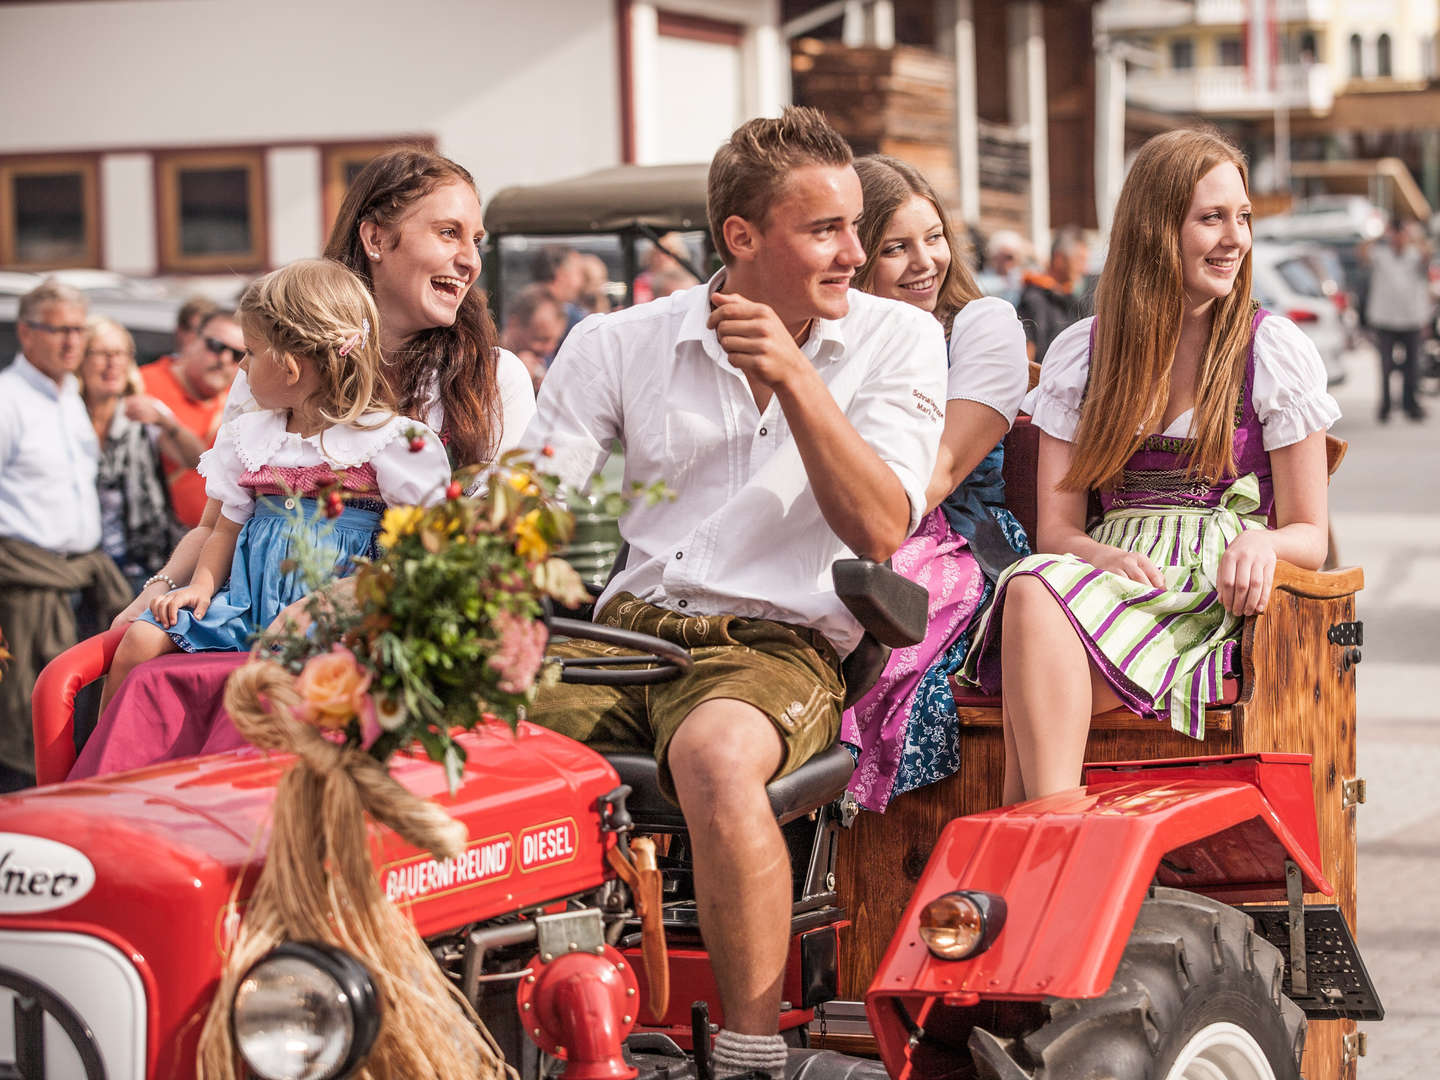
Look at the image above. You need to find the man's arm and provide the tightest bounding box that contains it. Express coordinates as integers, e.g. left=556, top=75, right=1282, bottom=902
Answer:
left=709, top=294, right=942, bottom=561
left=518, top=320, right=621, bottom=491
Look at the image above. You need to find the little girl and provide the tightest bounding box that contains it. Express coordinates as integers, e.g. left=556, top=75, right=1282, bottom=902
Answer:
left=99, top=259, right=451, bottom=713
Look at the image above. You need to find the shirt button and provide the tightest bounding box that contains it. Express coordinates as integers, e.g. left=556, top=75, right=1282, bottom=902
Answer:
left=677, top=599, right=688, bottom=608
left=675, top=551, right=683, bottom=560
left=759, top=427, right=768, bottom=436
left=284, top=498, right=296, bottom=510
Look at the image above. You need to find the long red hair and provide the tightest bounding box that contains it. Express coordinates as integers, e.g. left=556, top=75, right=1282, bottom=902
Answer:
left=1063, top=128, right=1254, bottom=491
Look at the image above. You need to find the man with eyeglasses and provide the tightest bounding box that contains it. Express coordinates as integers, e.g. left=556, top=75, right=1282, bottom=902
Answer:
left=0, top=280, right=130, bottom=791
left=139, top=307, right=244, bottom=527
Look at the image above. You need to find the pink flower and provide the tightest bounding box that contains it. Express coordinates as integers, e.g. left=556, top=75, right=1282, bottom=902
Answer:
left=487, top=611, right=548, bottom=695
left=294, top=645, right=373, bottom=730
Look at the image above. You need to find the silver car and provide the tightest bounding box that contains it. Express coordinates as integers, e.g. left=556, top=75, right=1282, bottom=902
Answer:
left=1250, top=242, right=1349, bottom=386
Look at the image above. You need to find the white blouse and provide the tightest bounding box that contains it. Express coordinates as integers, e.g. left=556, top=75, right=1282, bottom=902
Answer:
left=220, top=347, right=537, bottom=457
left=200, top=410, right=452, bottom=525
left=1027, top=314, right=1341, bottom=451
left=946, top=296, right=1029, bottom=424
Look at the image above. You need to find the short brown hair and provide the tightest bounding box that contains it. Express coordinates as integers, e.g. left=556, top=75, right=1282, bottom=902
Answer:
left=176, top=294, right=217, bottom=333
left=708, top=106, right=853, bottom=263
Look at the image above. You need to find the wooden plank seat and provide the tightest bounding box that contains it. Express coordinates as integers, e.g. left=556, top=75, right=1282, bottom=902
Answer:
left=831, top=407, right=1364, bottom=1078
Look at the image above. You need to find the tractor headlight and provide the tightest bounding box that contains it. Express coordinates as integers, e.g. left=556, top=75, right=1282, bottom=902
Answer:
left=917, top=890, right=1006, bottom=961
left=232, top=942, right=380, bottom=1080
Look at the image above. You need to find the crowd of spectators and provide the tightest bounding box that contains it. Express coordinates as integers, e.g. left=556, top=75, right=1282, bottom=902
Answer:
left=0, top=284, right=237, bottom=789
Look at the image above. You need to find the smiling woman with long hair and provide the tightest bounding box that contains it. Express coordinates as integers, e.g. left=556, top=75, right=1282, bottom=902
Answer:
left=962, top=127, right=1340, bottom=804
left=840, top=154, right=1030, bottom=811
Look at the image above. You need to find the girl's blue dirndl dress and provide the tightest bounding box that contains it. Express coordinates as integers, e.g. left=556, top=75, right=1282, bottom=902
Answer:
left=140, top=495, right=382, bottom=652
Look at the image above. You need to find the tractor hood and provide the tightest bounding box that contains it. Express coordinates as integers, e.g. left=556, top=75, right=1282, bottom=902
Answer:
left=0, top=721, right=621, bottom=1077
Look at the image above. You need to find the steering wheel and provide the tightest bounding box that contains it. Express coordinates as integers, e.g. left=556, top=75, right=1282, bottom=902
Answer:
left=548, top=616, right=694, bottom=686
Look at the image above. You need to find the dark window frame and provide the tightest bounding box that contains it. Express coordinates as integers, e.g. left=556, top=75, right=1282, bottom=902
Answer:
left=154, top=148, right=268, bottom=274
left=0, top=154, right=101, bottom=270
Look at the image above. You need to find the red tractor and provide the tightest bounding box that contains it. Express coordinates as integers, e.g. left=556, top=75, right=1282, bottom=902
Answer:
left=2, top=547, right=1381, bottom=1080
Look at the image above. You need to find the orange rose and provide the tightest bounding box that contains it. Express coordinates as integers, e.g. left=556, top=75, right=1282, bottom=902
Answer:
left=295, top=645, right=373, bottom=729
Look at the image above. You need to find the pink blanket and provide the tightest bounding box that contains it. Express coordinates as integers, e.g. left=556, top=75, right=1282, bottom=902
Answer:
left=68, top=652, right=251, bottom=779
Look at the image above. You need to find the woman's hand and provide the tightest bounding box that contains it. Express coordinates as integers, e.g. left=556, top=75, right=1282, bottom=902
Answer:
left=1093, top=546, right=1166, bottom=588
left=150, top=585, right=211, bottom=627
left=1217, top=529, right=1277, bottom=616
left=266, top=594, right=316, bottom=636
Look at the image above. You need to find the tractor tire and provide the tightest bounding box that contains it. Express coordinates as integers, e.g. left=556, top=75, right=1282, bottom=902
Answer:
left=967, top=887, right=1306, bottom=1080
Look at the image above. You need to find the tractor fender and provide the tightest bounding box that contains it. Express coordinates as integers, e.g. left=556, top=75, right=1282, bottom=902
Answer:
left=866, top=753, right=1330, bottom=1045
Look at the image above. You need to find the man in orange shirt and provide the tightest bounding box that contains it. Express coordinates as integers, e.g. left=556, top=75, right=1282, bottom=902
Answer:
left=140, top=308, right=243, bottom=526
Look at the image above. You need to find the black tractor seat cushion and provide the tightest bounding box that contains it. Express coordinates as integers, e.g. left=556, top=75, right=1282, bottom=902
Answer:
left=606, top=744, right=856, bottom=830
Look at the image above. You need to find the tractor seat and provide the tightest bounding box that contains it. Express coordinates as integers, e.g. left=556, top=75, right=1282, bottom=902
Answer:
left=605, top=744, right=856, bottom=832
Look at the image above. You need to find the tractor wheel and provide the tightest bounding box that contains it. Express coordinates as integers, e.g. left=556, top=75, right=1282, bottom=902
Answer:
left=968, top=887, right=1306, bottom=1080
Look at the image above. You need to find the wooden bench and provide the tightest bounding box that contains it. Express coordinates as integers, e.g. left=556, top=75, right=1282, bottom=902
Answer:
left=833, top=417, right=1365, bottom=1078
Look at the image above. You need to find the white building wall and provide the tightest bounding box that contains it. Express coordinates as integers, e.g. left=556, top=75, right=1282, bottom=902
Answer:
left=0, top=0, right=624, bottom=270
left=99, top=155, right=157, bottom=276
left=267, top=148, right=323, bottom=268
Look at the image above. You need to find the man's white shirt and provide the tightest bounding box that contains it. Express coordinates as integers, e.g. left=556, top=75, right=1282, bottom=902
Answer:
left=521, top=275, right=946, bottom=656
left=0, top=354, right=101, bottom=554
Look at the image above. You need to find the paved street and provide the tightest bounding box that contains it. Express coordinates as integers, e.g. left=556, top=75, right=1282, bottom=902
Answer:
left=1327, top=343, right=1440, bottom=1077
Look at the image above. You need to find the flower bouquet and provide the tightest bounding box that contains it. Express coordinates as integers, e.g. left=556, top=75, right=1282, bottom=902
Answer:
left=197, top=453, right=607, bottom=1080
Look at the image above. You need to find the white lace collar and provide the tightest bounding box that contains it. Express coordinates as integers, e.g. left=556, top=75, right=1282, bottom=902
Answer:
left=227, top=409, right=410, bottom=472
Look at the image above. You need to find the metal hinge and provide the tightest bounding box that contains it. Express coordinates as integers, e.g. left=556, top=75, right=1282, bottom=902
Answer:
left=1343, top=778, right=1367, bottom=810
left=1328, top=621, right=1364, bottom=646
left=1342, top=1030, right=1368, bottom=1064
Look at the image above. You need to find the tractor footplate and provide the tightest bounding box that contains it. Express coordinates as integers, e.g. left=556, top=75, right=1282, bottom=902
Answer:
left=1237, top=904, right=1385, bottom=1021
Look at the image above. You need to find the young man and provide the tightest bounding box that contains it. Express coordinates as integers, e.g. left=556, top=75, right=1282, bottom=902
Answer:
left=521, top=108, right=946, bottom=1076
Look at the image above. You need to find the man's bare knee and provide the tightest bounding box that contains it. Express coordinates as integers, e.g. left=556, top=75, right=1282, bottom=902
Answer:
left=668, top=700, right=782, bottom=813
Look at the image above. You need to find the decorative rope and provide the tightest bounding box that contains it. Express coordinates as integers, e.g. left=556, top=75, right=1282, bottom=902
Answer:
left=196, top=658, right=512, bottom=1080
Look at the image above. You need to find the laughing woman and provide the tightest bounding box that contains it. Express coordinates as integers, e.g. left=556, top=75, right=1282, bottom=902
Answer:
left=962, top=128, right=1339, bottom=804
left=109, top=148, right=536, bottom=629
left=76, top=149, right=537, bottom=780
left=840, top=155, right=1030, bottom=811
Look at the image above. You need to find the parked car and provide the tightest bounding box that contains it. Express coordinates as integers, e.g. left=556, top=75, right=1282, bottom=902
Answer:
left=1251, top=241, right=1349, bottom=385
left=0, top=269, right=245, bottom=368
left=1254, top=195, right=1387, bottom=247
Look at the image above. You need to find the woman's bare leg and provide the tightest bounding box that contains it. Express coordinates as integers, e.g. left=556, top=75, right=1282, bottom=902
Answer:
left=98, top=622, right=179, bottom=716
left=1000, top=575, right=1122, bottom=801
left=1000, top=698, right=1025, bottom=805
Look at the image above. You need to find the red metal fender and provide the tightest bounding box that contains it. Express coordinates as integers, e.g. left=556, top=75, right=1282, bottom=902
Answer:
left=516, top=944, right=640, bottom=1080
left=32, top=625, right=127, bottom=785
left=866, top=754, right=1331, bottom=1072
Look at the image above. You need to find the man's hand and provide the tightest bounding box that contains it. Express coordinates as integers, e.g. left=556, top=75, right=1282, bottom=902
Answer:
left=123, top=395, right=172, bottom=428
left=706, top=293, right=809, bottom=393
left=150, top=584, right=211, bottom=627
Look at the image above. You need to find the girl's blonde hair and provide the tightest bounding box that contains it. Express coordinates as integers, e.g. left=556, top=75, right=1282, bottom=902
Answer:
left=853, top=154, right=982, bottom=330
left=238, top=259, right=387, bottom=427
left=1063, top=127, right=1254, bottom=492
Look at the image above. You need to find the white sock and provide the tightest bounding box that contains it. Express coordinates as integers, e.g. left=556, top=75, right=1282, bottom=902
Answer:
left=711, top=1029, right=787, bottom=1080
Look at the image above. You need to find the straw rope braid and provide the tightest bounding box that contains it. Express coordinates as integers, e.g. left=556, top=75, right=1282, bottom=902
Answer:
left=196, top=659, right=513, bottom=1080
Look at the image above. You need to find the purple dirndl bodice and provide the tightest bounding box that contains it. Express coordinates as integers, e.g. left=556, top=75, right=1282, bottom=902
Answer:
left=1095, top=308, right=1273, bottom=518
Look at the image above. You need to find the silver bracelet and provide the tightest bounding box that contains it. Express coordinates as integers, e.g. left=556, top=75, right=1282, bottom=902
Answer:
left=143, top=573, right=179, bottom=592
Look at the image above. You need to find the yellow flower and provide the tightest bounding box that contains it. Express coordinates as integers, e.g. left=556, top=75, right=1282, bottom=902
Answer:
left=379, top=506, right=424, bottom=548
left=507, top=469, right=541, bottom=497
left=513, top=509, right=549, bottom=562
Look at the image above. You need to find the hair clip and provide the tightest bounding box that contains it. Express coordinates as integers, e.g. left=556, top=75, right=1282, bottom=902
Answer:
left=338, top=317, right=370, bottom=357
